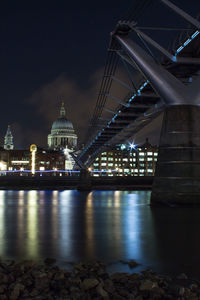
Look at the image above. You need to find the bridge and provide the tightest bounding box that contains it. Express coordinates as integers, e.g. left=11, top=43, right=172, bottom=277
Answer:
left=76, top=0, right=200, bottom=205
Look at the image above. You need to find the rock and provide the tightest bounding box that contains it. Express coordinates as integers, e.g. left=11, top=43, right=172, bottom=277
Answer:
left=139, top=279, right=158, bottom=291
left=53, top=271, right=65, bottom=280
left=0, top=295, right=8, bottom=300
left=110, top=272, right=129, bottom=282
left=81, top=278, right=99, bottom=290
left=96, top=283, right=110, bottom=299
left=104, top=279, right=115, bottom=294
left=177, top=273, right=188, bottom=280
left=168, top=284, right=185, bottom=296
left=134, top=296, right=143, bottom=300
left=9, top=283, right=24, bottom=300
left=0, top=285, right=6, bottom=294
left=74, top=262, right=85, bottom=270
left=190, top=283, right=198, bottom=290
left=179, top=286, right=185, bottom=296
left=29, top=288, right=40, bottom=297
left=44, top=258, right=56, bottom=265
left=128, top=260, right=139, bottom=268
left=0, top=274, right=8, bottom=284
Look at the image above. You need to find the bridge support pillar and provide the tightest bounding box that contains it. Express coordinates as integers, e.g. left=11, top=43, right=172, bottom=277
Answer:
left=77, top=169, right=91, bottom=191
left=151, top=105, right=200, bottom=205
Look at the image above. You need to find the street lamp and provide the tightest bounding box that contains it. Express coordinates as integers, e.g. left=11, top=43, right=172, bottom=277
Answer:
left=30, top=144, right=37, bottom=175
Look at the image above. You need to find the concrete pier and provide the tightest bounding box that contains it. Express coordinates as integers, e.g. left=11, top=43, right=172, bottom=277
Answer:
left=77, top=169, right=92, bottom=191
left=151, top=105, right=200, bottom=205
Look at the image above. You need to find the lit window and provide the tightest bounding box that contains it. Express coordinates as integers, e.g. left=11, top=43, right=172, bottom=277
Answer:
left=147, top=152, right=152, bottom=155
left=154, top=153, right=158, bottom=156
left=148, top=169, right=153, bottom=172
left=139, top=158, right=144, bottom=161
left=94, top=163, right=99, bottom=166
left=147, top=158, right=152, bottom=161
left=123, top=158, right=128, bottom=162
left=140, top=169, right=144, bottom=173
left=108, top=158, right=113, bottom=161
left=108, top=163, right=113, bottom=166
left=40, top=167, right=45, bottom=171
left=101, top=163, right=106, bottom=166
left=154, top=158, right=157, bottom=161
left=101, top=157, right=107, bottom=161
left=139, top=152, right=144, bottom=156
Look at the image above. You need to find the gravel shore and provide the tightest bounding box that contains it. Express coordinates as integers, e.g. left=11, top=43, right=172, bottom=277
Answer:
left=0, top=259, right=199, bottom=299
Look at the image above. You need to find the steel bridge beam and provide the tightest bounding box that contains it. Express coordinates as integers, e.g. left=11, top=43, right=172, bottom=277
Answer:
left=132, top=27, right=200, bottom=64
left=106, top=93, right=129, bottom=107
left=160, top=0, right=200, bottom=29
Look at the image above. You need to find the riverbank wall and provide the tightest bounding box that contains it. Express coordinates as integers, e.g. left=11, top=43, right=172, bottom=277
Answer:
left=0, top=176, right=153, bottom=190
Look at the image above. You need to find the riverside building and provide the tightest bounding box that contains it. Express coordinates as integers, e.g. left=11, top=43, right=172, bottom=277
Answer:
left=89, top=138, right=158, bottom=176
left=0, top=148, right=65, bottom=173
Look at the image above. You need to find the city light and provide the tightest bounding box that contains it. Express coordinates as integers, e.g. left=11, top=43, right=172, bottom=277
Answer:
left=30, top=144, right=37, bottom=175
left=0, top=162, right=7, bottom=171
left=120, top=144, right=126, bottom=150
left=129, top=143, right=136, bottom=150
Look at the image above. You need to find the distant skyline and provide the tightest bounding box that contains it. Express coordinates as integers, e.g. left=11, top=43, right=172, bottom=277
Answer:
left=0, top=0, right=199, bottom=149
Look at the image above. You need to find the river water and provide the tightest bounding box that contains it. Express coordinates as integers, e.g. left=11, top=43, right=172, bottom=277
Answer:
left=0, top=190, right=199, bottom=278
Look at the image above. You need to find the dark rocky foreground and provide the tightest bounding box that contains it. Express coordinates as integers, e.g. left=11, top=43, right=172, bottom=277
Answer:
left=0, top=259, right=199, bottom=300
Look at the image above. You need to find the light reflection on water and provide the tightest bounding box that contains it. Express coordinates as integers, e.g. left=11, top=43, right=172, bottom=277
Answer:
left=0, top=190, right=200, bottom=278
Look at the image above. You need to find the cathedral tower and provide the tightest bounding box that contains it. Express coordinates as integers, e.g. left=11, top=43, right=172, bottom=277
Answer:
left=4, top=125, right=14, bottom=150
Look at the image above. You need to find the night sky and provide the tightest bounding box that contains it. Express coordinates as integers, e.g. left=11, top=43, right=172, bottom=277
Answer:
left=0, top=0, right=199, bottom=149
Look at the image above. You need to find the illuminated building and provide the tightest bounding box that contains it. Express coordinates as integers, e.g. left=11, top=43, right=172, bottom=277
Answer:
left=48, top=102, right=77, bottom=150
left=47, top=102, right=77, bottom=170
left=4, top=125, right=14, bottom=150
left=0, top=148, right=65, bottom=172
left=90, top=138, right=158, bottom=176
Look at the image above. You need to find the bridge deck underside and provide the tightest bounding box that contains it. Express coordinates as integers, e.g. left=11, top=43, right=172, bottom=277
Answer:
left=79, top=32, right=200, bottom=166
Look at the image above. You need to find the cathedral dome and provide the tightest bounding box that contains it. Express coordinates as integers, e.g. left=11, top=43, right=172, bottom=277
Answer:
left=48, top=102, right=77, bottom=152
left=52, top=117, right=73, bottom=130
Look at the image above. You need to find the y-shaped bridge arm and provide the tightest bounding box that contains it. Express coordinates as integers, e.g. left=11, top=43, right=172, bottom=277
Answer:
left=115, top=34, right=191, bottom=106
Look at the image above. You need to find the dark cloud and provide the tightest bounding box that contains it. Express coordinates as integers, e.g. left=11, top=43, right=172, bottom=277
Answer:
left=27, top=69, right=104, bottom=147
left=10, top=122, right=45, bottom=149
